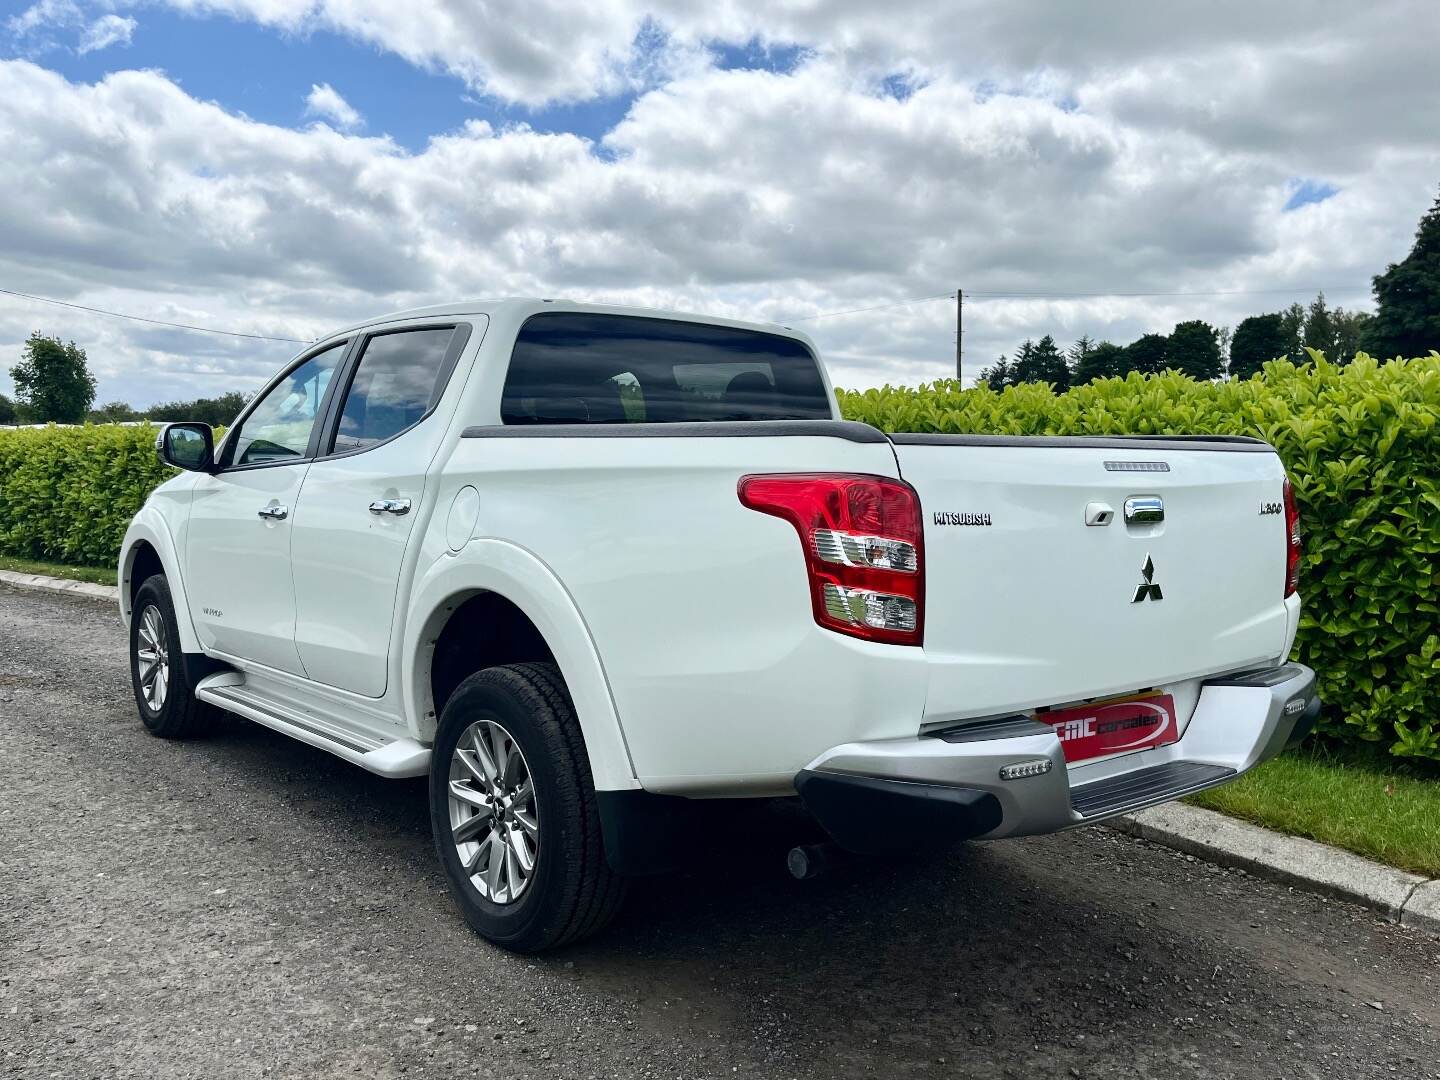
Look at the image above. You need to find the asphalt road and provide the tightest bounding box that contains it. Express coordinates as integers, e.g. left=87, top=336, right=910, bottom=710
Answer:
left=2, top=584, right=1437, bottom=1080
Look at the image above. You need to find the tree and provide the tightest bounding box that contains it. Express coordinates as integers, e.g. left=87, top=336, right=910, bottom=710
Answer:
left=1166, top=320, right=1223, bottom=381
left=1367, top=187, right=1440, bottom=358
left=1012, top=335, right=1069, bottom=387
left=1302, top=292, right=1338, bottom=358
left=144, top=391, right=252, bottom=427
left=1228, top=313, right=1289, bottom=380
left=89, top=400, right=141, bottom=424
left=1124, top=333, right=1169, bottom=375
left=978, top=355, right=1014, bottom=390
left=9, top=332, right=96, bottom=423
left=1066, top=335, right=1094, bottom=380
left=1217, top=325, right=1233, bottom=371
left=1073, top=341, right=1127, bottom=384
left=1279, top=302, right=1305, bottom=360
left=0, top=391, right=15, bottom=425
left=1332, top=309, right=1373, bottom=362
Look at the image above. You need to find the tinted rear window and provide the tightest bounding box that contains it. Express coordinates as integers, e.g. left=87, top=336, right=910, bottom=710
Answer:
left=501, top=313, right=831, bottom=425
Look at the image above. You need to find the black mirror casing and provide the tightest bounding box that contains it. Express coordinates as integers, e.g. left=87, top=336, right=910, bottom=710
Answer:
left=156, top=422, right=216, bottom=472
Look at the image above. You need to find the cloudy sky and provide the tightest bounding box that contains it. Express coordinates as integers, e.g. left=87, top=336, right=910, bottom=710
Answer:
left=2, top=0, right=1438, bottom=407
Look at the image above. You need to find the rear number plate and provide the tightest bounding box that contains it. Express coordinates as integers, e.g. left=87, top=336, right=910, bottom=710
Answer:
left=1042, top=693, right=1179, bottom=764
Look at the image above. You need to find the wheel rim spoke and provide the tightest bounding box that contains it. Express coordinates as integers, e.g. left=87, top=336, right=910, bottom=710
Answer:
left=447, top=716, right=539, bottom=905
left=470, top=727, right=500, bottom=784
left=448, top=780, right=491, bottom=811
left=484, top=832, right=506, bottom=896
left=507, top=824, right=534, bottom=874
left=512, top=808, right=538, bottom=839
left=452, top=811, right=491, bottom=845
left=489, top=726, right=511, bottom=788
left=454, top=748, right=488, bottom=787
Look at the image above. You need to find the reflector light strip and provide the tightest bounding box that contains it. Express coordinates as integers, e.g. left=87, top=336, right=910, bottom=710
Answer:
left=1103, top=461, right=1170, bottom=472
left=999, top=759, right=1053, bottom=781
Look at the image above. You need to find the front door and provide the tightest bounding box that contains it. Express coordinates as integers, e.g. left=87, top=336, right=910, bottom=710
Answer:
left=186, top=341, right=347, bottom=675
left=290, top=324, right=467, bottom=697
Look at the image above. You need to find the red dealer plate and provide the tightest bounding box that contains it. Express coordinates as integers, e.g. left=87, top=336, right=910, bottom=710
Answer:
left=1042, top=693, right=1180, bottom=764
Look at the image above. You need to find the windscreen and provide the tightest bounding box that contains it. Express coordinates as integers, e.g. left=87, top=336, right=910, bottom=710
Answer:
left=501, top=312, right=832, bottom=425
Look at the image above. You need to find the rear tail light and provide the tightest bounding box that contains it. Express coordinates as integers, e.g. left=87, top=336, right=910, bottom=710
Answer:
left=1283, top=476, right=1302, bottom=598
left=738, top=473, right=924, bottom=645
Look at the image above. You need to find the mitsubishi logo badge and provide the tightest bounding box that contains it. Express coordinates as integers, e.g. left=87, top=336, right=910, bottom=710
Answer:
left=1132, top=554, right=1163, bottom=603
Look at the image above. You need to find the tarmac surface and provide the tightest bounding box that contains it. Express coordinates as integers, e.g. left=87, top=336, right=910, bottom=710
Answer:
left=2, top=583, right=1438, bottom=1079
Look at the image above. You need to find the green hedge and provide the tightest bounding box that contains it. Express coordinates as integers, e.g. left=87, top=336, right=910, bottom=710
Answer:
left=3, top=355, right=1437, bottom=761
left=839, top=353, right=1440, bottom=763
left=0, top=424, right=177, bottom=568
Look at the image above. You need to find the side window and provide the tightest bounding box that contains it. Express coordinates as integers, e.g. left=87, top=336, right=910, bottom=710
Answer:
left=228, top=343, right=346, bottom=467
left=330, top=327, right=456, bottom=453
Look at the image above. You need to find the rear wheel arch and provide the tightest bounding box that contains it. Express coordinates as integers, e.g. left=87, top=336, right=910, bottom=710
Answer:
left=404, top=543, right=638, bottom=792
left=428, top=590, right=556, bottom=723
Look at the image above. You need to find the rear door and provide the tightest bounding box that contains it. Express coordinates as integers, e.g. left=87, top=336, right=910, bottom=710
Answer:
left=186, top=340, right=349, bottom=674
left=891, top=435, right=1294, bottom=726
left=288, top=322, right=474, bottom=698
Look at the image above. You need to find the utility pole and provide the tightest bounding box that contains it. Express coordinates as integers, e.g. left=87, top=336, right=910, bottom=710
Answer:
left=955, top=289, right=963, bottom=382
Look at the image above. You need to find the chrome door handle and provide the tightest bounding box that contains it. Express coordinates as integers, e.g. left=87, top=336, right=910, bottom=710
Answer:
left=257, top=504, right=289, bottom=521
left=1123, top=495, right=1165, bottom=524
left=368, top=498, right=412, bottom=516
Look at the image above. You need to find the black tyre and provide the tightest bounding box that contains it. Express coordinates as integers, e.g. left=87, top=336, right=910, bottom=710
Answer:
left=429, top=662, right=625, bottom=952
left=129, top=574, right=216, bottom=739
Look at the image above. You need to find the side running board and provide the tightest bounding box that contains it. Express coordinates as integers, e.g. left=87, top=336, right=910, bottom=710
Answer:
left=195, top=673, right=431, bottom=778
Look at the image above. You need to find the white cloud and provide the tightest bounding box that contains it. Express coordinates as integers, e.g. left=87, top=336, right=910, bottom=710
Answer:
left=7, top=0, right=80, bottom=36
left=6, top=0, right=84, bottom=53
left=156, top=0, right=670, bottom=106
left=2, top=1, right=1439, bottom=405
left=304, top=82, right=362, bottom=131
left=8, top=3, right=136, bottom=56
left=77, top=14, right=137, bottom=54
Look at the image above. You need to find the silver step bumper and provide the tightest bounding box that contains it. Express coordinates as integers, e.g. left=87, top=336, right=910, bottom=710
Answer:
left=799, top=663, right=1318, bottom=843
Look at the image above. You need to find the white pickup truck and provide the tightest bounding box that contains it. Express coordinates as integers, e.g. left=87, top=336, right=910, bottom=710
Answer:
left=120, top=299, right=1318, bottom=951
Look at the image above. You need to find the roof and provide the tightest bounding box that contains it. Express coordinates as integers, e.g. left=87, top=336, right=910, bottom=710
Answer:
left=322, top=297, right=803, bottom=344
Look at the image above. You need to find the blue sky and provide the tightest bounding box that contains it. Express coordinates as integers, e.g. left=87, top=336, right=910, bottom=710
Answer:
left=3, top=3, right=809, bottom=151
left=0, top=0, right=1434, bottom=406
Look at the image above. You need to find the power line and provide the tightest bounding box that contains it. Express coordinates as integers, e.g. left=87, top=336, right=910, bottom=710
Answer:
left=966, top=285, right=1370, bottom=299
left=786, top=292, right=956, bottom=322
left=790, top=284, right=1369, bottom=322
left=0, top=286, right=312, bottom=344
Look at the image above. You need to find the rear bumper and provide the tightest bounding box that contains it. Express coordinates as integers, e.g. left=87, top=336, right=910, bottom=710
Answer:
left=797, top=662, right=1318, bottom=852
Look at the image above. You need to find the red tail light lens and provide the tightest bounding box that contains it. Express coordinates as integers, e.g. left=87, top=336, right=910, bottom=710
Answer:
left=738, top=473, right=924, bottom=645
left=1283, top=476, right=1302, bottom=598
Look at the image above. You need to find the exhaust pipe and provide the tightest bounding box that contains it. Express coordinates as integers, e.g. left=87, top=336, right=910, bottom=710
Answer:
left=786, top=842, right=851, bottom=881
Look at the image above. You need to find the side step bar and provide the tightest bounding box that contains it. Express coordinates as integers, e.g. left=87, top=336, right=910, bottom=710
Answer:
left=195, top=673, right=431, bottom=779
left=1070, top=761, right=1235, bottom=819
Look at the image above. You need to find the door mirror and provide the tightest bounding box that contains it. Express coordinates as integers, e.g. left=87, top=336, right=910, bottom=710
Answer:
left=157, top=423, right=215, bottom=472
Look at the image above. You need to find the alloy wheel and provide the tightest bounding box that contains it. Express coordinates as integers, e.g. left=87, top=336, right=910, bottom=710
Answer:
left=135, top=604, right=170, bottom=712
left=447, top=719, right=540, bottom=905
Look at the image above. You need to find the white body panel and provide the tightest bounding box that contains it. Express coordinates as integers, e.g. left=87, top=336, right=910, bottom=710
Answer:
left=894, top=440, right=1293, bottom=726
left=436, top=431, right=928, bottom=792
left=119, top=298, right=1302, bottom=824
left=186, top=463, right=309, bottom=675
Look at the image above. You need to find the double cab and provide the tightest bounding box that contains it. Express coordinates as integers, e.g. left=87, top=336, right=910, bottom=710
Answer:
left=120, top=299, right=1318, bottom=951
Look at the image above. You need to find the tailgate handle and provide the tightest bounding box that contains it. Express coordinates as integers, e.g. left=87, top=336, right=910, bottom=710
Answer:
left=1124, top=495, right=1164, bottom=524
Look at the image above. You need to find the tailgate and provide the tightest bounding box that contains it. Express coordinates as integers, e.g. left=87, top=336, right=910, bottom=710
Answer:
left=892, top=435, right=1294, bottom=726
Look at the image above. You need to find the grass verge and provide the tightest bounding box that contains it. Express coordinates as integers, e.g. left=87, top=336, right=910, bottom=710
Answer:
left=1187, top=744, right=1440, bottom=879
left=0, top=554, right=116, bottom=587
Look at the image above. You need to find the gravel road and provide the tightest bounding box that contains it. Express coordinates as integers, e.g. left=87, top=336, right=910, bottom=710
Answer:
left=2, top=583, right=1437, bottom=1080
